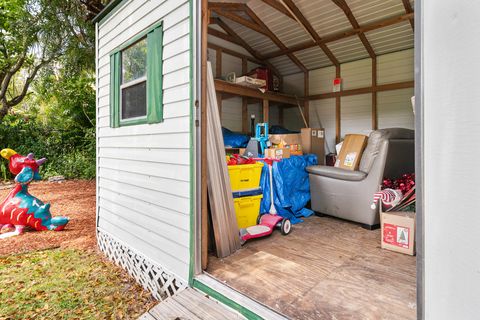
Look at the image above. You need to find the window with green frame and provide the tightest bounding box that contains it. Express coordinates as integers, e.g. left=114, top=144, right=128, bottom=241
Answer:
left=110, top=22, right=163, bottom=127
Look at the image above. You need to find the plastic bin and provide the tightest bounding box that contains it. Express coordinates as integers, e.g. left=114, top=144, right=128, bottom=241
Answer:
left=233, top=194, right=263, bottom=229
left=227, top=162, right=264, bottom=191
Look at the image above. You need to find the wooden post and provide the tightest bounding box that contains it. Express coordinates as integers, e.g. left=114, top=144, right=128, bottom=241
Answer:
left=263, top=99, right=269, bottom=123
left=335, top=65, right=341, bottom=143
left=242, top=58, right=248, bottom=133
left=372, top=57, right=378, bottom=130
left=304, top=71, right=309, bottom=127
left=279, top=107, right=284, bottom=127
left=201, top=0, right=209, bottom=271
left=216, top=49, right=222, bottom=116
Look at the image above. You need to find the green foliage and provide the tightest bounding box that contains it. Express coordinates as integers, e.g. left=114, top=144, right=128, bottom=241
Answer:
left=0, top=115, right=96, bottom=180
left=0, top=0, right=97, bottom=180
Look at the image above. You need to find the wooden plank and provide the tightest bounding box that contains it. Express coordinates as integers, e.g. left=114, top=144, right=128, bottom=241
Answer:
left=208, top=2, right=247, bottom=11
left=215, top=18, right=281, bottom=78
left=242, top=58, right=248, bottom=133
left=207, top=43, right=262, bottom=65
left=262, top=13, right=414, bottom=59
left=149, top=298, right=203, bottom=320
left=304, top=71, right=309, bottom=127
left=211, top=8, right=267, bottom=36
left=372, top=57, right=378, bottom=130
left=214, top=80, right=299, bottom=105
left=216, top=49, right=222, bottom=115
left=174, top=288, right=245, bottom=319
left=208, top=28, right=243, bottom=47
left=307, top=80, right=415, bottom=100
left=201, top=0, right=208, bottom=271
left=335, top=66, right=341, bottom=143
left=263, top=99, right=269, bottom=123
left=138, top=312, right=156, bottom=320
left=207, top=215, right=416, bottom=320
left=401, top=0, right=415, bottom=30
left=207, top=62, right=241, bottom=257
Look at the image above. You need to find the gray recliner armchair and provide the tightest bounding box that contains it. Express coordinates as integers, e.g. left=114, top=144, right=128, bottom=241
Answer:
left=307, top=128, right=415, bottom=229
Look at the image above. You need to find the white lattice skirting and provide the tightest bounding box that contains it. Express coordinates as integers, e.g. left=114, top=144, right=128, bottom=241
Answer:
left=97, top=230, right=187, bottom=300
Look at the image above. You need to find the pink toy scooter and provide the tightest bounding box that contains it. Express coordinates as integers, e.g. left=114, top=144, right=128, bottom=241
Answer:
left=239, top=158, right=292, bottom=245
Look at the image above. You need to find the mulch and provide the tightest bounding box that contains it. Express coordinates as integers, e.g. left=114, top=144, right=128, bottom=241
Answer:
left=0, top=180, right=97, bottom=256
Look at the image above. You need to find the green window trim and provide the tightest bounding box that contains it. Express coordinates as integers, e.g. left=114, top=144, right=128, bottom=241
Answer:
left=110, top=22, right=163, bottom=128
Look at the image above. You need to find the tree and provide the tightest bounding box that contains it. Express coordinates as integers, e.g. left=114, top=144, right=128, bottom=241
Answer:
left=0, top=0, right=95, bottom=122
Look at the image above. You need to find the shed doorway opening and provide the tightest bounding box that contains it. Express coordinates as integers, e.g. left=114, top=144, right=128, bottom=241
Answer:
left=198, top=1, right=417, bottom=319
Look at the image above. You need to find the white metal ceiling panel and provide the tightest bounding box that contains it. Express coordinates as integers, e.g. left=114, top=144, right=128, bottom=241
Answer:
left=268, top=55, right=302, bottom=75
left=221, top=17, right=279, bottom=54
left=326, top=36, right=369, bottom=63
left=294, top=46, right=331, bottom=70
left=365, top=21, right=413, bottom=55
left=346, top=0, right=406, bottom=25
left=246, top=0, right=312, bottom=48
left=293, top=0, right=352, bottom=38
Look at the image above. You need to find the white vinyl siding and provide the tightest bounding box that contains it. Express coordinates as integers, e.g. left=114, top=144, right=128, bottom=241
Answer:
left=96, top=0, right=191, bottom=282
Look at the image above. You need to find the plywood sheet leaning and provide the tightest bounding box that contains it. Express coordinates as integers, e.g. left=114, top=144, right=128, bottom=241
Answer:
left=206, top=61, right=241, bottom=257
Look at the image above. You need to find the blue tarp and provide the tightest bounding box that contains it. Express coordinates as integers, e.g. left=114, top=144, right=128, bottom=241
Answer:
left=269, top=125, right=299, bottom=134
left=260, top=154, right=318, bottom=224
left=222, top=127, right=250, bottom=148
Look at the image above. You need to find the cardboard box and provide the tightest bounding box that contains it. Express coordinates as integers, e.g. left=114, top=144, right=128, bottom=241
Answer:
left=380, top=210, right=416, bottom=255
left=269, top=133, right=302, bottom=146
left=264, top=148, right=290, bottom=160
left=335, top=134, right=368, bottom=170
left=235, top=76, right=266, bottom=88
left=301, top=128, right=325, bottom=165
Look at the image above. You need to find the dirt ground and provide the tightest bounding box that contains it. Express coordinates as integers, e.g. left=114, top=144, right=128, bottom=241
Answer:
left=0, top=180, right=97, bottom=256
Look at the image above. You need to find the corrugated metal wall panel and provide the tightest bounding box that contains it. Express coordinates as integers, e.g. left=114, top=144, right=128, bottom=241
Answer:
left=294, top=46, right=331, bottom=70
left=377, top=48, right=414, bottom=84
left=341, top=58, right=372, bottom=89
left=309, top=98, right=336, bottom=154
left=283, top=72, right=305, bottom=96
left=341, top=94, right=372, bottom=137
left=294, top=0, right=352, bottom=38
left=309, top=65, right=336, bottom=94
left=366, top=21, right=413, bottom=55
left=247, top=0, right=312, bottom=48
left=222, top=97, right=243, bottom=131
left=377, top=88, right=414, bottom=130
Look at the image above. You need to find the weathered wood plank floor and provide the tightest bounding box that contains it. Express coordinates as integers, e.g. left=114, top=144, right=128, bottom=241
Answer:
left=139, top=288, right=246, bottom=320
left=207, top=215, right=416, bottom=320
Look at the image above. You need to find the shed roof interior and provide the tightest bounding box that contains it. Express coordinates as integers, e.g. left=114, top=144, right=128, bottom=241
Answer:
left=208, top=0, right=415, bottom=76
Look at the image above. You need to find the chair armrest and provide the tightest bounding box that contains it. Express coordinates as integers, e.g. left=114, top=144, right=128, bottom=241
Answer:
left=306, top=165, right=367, bottom=181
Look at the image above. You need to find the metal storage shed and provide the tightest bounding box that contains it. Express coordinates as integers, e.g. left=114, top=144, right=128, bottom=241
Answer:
left=93, top=0, right=480, bottom=319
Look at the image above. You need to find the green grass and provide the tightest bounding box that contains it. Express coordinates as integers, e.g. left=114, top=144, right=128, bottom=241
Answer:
left=0, top=249, right=155, bottom=319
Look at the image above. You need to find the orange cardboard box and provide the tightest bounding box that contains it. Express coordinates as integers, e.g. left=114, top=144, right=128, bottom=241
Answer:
left=335, top=134, right=368, bottom=170
left=264, top=148, right=290, bottom=160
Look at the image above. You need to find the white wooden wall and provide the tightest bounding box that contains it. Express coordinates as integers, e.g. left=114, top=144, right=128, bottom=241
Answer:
left=96, top=0, right=191, bottom=282
left=309, top=48, right=414, bottom=150
left=423, top=1, right=480, bottom=318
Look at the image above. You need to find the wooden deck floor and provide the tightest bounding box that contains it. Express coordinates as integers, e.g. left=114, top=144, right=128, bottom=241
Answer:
left=207, top=215, right=416, bottom=320
left=139, top=288, right=245, bottom=320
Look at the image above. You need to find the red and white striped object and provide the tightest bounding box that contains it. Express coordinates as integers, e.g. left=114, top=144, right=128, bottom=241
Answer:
left=371, top=188, right=403, bottom=210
